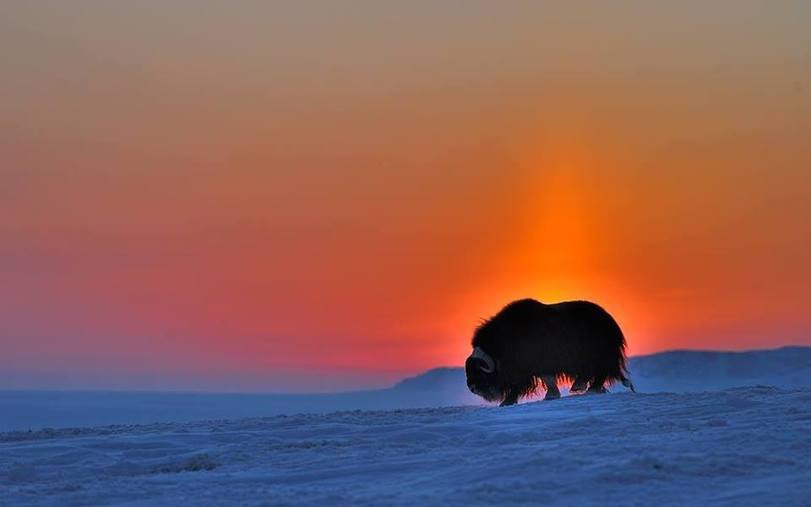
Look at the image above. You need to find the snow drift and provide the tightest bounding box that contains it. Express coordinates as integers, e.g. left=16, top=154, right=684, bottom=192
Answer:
left=1, top=386, right=809, bottom=505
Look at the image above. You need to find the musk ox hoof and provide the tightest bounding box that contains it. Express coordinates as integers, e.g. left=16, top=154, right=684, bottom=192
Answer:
left=586, top=385, right=607, bottom=395
left=570, top=383, right=588, bottom=394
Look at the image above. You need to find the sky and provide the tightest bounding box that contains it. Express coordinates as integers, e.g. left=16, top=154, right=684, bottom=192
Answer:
left=2, top=1, right=810, bottom=392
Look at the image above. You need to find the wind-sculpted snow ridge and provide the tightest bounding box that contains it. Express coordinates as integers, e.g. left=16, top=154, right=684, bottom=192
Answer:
left=1, top=387, right=809, bottom=506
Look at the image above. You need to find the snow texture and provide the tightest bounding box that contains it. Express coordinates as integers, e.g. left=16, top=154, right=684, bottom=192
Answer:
left=1, top=347, right=810, bottom=505
left=1, top=387, right=809, bottom=505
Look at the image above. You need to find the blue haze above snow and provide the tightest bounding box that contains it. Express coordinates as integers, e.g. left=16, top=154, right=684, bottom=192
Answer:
left=1, top=346, right=809, bottom=432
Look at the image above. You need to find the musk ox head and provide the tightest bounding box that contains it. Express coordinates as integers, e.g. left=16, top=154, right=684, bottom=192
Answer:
left=465, top=347, right=505, bottom=402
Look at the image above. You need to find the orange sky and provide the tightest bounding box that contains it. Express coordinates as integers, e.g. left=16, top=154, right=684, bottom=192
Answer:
left=1, top=2, right=810, bottom=391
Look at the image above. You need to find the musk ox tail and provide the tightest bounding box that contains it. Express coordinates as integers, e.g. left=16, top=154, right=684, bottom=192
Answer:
left=617, top=330, right=636, bottom=393
left=620, top=375, right=636, bottom=393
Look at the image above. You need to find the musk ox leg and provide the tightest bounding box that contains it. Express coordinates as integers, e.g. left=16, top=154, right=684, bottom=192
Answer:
left=621, top=376, right=636, bottom=393
left=587, top=376, right=608, bottom=394
left=500, top=389, right=520, bottom=407
left=570, top=376, right=589, bottom=394
left=542, top=376, right=560, bottom=400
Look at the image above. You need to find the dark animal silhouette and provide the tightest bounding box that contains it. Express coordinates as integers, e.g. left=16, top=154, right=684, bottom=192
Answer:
left=465, top=298, right=635, bottom=406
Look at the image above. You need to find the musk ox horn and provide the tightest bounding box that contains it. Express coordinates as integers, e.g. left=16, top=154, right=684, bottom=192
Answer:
left=470, top=347, right=495, bottom=373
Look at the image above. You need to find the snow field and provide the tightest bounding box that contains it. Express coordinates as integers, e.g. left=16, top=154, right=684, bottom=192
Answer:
left=2, top=386, right=809, bottom=505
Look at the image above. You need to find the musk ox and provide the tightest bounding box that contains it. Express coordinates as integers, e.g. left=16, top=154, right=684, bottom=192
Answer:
left=465, top=298, right=635, bottom=406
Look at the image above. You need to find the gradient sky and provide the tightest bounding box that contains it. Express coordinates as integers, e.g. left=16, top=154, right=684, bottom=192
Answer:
left=2, top=2, right=810, bottom=392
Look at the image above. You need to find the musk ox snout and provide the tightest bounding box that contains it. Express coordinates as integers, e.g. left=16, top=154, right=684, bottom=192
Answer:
left=465, top=350, right=506, bottom=402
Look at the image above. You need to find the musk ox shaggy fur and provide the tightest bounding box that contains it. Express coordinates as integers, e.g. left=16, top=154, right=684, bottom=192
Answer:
left=465, top=298, right=635, bottom=406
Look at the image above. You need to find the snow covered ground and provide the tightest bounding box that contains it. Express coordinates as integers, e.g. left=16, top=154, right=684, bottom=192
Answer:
left=1, top=386, right=809, bottom=505
left=0, top=386, right=480, bottom=433
left=1, top=347, right=810, bottom=505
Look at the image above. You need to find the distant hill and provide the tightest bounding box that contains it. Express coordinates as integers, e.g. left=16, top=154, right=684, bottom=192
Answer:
left=392, top=367, right=467, bottom=392
left=394, top=345, right=811, bottom=397
left=629, top=345, right=811, bottom=392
